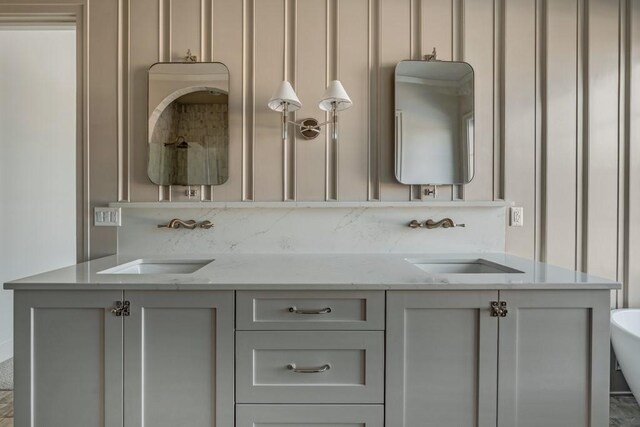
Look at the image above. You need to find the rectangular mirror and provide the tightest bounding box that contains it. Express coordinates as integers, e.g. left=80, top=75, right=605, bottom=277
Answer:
left=394, top=60, right=474, bottom=185
left=148, top=62, right=229, bottom=186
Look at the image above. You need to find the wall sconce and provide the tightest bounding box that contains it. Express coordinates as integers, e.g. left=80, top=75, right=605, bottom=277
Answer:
left=267, top=80, right=353, bottom=141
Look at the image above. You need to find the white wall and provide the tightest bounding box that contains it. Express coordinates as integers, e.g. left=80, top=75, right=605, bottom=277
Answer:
left=0, top=28, right=76, bottom=362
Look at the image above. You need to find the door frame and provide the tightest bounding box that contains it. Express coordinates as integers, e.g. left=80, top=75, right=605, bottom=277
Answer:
left=0, top=2, right=88, bottom=261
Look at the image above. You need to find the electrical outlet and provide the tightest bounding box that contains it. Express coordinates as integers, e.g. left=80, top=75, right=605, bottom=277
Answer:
left=510, top=207, right=524, bottom=227
left=94, top=207, right=122, bottom=227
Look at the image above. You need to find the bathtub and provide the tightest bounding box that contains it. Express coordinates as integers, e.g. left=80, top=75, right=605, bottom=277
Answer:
left=611, top=309, right=640, bottom=403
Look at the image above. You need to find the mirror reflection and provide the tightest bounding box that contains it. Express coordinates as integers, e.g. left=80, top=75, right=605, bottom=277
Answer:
left=148, top=62, right=229, bottom=186
left=394, top=60, right=474, bottom=185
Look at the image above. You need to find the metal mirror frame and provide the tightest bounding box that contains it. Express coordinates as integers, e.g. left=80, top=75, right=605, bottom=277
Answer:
left=394, top=59, right=475, bottom=186
left=147, top=61, right=230, bottom=186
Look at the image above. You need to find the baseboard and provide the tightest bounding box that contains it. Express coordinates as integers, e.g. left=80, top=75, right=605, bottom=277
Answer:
left=0, top=339, right=12, bottom=363
left=610, top=391, right=634, bottom=396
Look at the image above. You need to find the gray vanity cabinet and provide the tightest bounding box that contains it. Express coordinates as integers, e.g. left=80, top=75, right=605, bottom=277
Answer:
left=386, top=291, right=500, bottom=427
left=13, top=290, right=234, bottom=427
left=386, top=289, right=611, bottom=427
left=497, top=290, right=610, bottom=427
left=123, top=291, right=235, bottom=427
left=13, top=291, right=125, bottom=427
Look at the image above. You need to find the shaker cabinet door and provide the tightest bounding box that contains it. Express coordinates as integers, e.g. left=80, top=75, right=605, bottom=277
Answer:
left=13, top=290, right=124, bottom=427
left=497, top=290, right=610, bottom=427
left=123, top=291, right=234, bottom=427
left=386, top=291, right=499, bottom=427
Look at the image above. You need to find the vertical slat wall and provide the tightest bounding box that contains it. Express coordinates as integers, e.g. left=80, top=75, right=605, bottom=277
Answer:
left=105, top=0, right=636, bottom=304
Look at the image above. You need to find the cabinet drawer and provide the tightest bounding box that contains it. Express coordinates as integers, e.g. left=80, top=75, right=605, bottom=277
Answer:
left=236, top=404, right=384, bottom=427
left=236, top=331, right=384, bottom=403
left=236, top=291, right=385, bottom=330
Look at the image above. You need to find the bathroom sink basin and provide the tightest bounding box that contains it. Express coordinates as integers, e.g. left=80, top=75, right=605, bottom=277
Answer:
left=98, top=259, right=213, bottom=275
left=407, top=258, right=523, bottom=274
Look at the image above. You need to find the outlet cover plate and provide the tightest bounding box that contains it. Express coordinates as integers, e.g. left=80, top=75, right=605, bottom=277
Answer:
left=95, top=207, right=122, bottom=227
left=510, top=207, right=524, bottom=227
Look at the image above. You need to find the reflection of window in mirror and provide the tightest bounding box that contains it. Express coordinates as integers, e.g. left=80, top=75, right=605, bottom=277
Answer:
left=462, top=113, right=474, bottom=183
left=394, top=60, right=474, bottom=185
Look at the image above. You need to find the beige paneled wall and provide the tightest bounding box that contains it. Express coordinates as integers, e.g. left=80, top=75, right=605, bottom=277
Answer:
left=122, top=0, right=638, bottom=306
left=3, top=0, right=639, bottom=307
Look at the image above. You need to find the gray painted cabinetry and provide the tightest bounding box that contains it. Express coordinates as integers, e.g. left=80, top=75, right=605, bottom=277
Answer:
left=235, top=291, right=385, bottom=426
left=386, top=290, right=611, bottom=427
left=13, top=288, right=610, bottom=427
left=13, top=290, right=235, bottom=427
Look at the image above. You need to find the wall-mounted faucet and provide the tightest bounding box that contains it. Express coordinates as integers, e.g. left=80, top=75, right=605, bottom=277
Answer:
left=408, top=218, right=465, bottom=229
left=158, top=219, right=213, bottom=230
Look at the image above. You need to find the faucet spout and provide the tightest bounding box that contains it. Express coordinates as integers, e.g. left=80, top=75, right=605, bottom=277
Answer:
left=158, top=219, right=197, bottom=229
left=424, top=218, right=465, bottom=229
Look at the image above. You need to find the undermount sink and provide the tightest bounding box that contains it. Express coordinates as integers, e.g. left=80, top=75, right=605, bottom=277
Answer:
left=407, top=258, right=523, bottom=274
left=98, top=259, right=213, bottom=275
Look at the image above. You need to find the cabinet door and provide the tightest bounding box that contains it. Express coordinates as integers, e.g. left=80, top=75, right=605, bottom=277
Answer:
left=14, top=290, right=124, bottom=427
left=123, top=291, right=234, bottom=427
left=497, top=290, right=610, bottom=427
left=386, top=291, right=499, bottom=427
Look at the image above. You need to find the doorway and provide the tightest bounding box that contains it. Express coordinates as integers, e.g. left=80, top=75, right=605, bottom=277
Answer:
left=0, top=24, right=77, bottom=364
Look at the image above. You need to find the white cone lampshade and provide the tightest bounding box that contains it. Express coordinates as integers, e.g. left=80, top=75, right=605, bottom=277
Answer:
left=319, top=80, right=353, bottom=111
left=267, top=81, right=302, bottom=112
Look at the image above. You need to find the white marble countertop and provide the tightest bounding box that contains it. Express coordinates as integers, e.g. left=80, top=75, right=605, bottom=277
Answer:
left=3, top=252, right=621, bottom=291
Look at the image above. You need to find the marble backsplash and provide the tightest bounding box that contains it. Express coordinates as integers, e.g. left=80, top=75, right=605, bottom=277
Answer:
left=116, top=205, right=507, bottom=255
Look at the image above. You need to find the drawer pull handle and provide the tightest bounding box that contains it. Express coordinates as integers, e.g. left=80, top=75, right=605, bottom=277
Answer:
left=288, top=306, right=332, bottom=315
left=287, top=363, right=331, bottom=373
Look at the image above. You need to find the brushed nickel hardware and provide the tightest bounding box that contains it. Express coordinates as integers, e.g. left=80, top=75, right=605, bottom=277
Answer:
left=490, top=301, right=508, bottom=317
left=423, top=185, right=437, bottom=198
left=425, top=218, right=465, bottom=229
left=184, top=49, right=197, bottom=62
left=288, top=306, right=332, bottom=315
left=111, top=301, right=130, bottom=317
left=268, top=80, right=353, bottom=142
left=287, top=363, right=331, bottom=373
left=424, top=47, right=438, bottom=61
left=158, top=219, right=214, bottom=230
left=408, top=218, right=465, bottom=229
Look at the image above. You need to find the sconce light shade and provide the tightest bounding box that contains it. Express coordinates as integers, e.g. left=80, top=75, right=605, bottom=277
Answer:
left=268, top=81, right=302, bottom=112
left=319, top=80, right=353, bottom=111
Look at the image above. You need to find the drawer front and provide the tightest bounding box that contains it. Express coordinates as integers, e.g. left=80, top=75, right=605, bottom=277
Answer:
left=236, top=331, right=384, bottom=403
left=236, top=404, right=384, bottom=427
left=236, top=291, right=385, bottom=330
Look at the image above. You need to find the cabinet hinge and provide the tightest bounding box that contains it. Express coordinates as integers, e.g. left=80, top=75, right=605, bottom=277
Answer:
left=490, top=301, right=508, bottom=317
left=111, top=300, right=130, bottom=317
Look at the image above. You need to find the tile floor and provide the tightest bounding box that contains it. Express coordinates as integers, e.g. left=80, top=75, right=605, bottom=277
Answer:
left=611, top=395, right=640, bottom=427
left=0, top=390, right=637, bottom=426
left=0, top=391, right=12, bottom=427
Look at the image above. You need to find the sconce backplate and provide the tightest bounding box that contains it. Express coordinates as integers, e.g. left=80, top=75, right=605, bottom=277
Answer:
left=297, top=118, right=321, bottom=140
